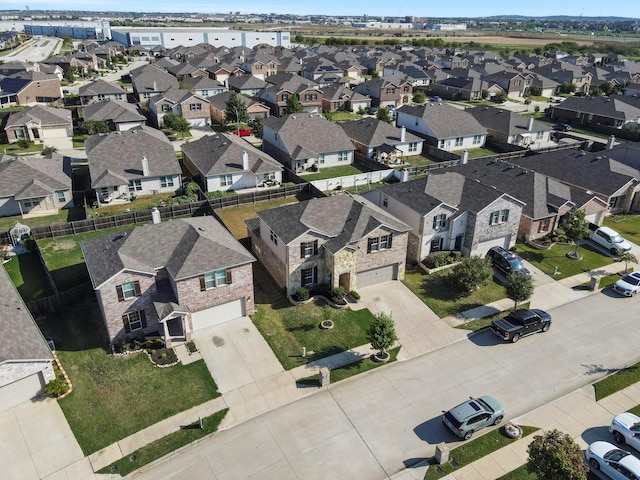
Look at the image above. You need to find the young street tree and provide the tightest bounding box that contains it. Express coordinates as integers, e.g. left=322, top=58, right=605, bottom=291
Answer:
left=450, top=256, right=493, bottom=294
left=527, top=429, right=588, bottom=480
left=376, top=106, right=393, bottom=123
left=564, top=209, right=590, bottom=256
left=412, top=90, right=427, bottom=104
left=285, top=94, right=304, bottom=114
left=619, top=251, right=638, bottom=273
left=504, top=273, right=535, bottom=310
left=366, top=312, right=398, bottom=358
left=163, top=112, right=190, bottom=138
left=224, top=93, right=249, bottom=125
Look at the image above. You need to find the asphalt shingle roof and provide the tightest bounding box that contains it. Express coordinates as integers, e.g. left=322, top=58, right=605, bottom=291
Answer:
left=82, top=100, right=146, bottom=124
left=0, top=154, right=71, bottom=199
left=6, top=105, right=71, bottom=128
left=78, top=79, right=126, bottom=96
left=466, top=106, right=550, bottom=135
left=398, top=102, right=487, bottom=139
left=340, top=117, right=422, bottom=148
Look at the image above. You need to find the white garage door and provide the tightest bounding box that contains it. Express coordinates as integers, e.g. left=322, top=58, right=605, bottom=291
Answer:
left=191, top=299, right=244, bottom=331
left=357, top=263, right=398, bottom=289
left=0, top=373, right=45, bottom=412
left=188, top=118, right=207, bottom=127
left=476, top=237, right=509, bottom=257
left=43, top=128, right=69, bottom=138
left=585, top=213, right=599, bottom=224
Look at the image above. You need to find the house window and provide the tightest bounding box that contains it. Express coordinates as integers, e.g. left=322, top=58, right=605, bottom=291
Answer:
left=367, top=234, right=393, bottom=253
left=490, top=209, right=510, bottom=225
left=189, top=103, right=202, bottom=111
left=433, top=214, right=447, bottom=229
left=337, top=151, right=349, bottom=162
left=538, top=217, right=552, bottom=233
left=454, top=137, right=463, bottom=147
left=382, top=195, right=388, bottom=208
left=301, top=266, right=317, bottom=287
left=255, top=64, right=263, bottom=70
left=22, top=197, right=40, bottom=208
left=14, top=128, right=25, bottom=139
left=300, top=240, right=318, bottom=258
left=270, top=229, right=278, bottom=245
left=282, top=94, right=289, bottom=101
left=201, top=269, right=231, bottom=290
left=128, top=180, right=142, bottom=192
left=408, top=142, right=418, bottom=152
left=220, top=174, right=233, bottom=187
left=386, top=88, right=395, bottom=94
left=304, top=93, right=317, bottom=101
left=431, top=237, right=443, bottom=252
left=439, top=140, right=446, bottom=149
left=161, top=104, right=170, bottom=112
left=379, top=234, right=392, bottom=250
left=473, top=135, right=482, bottom=145
left=117, top=280, right=141, bottom=301
left=514, top=80, right=522, bottom=86
left=160, top=176, right=174, bottom=188
left=56, top=190, right=66, bottom=203
left=115, top=94, right=123, bottom=100
left=123, top=310, right=145, bottom=332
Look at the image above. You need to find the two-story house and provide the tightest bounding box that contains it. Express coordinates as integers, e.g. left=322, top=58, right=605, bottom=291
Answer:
left=354, top=78, right=402, bottom=108
left=246, top=194, right=411, bottom=294
left=0, top=71, right=62, bottom=107
left=78, top=79, right=127, bottom=105
left=130, top=64, right=180, bottom=102
left=148, top=88, right=211, bottom=127
left=81, top=216, right=256, bottom=346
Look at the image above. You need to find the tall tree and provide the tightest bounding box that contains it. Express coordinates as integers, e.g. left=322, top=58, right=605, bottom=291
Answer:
left=527, top=429, right=588, bottom=480
left=285, top=94, right=303, bottom=114
left=224, top=93, right=249, bottom=125
left=376, top=106, right=393, bottom=124
left=564, top=209, right=590, bottom=255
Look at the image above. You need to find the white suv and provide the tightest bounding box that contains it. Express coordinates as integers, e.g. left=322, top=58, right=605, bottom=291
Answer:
left=610, top=412, right=640, bottom=450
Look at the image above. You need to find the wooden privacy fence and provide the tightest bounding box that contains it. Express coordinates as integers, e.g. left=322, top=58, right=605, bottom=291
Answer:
left=26, top=283, right=94, bottom=318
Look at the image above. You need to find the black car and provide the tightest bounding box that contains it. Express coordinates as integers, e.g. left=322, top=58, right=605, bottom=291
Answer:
left=486, top=246, right=530, bottom=277
left=552, top=123, right=572, bottom=132
left=491, top=309, right=552, bottom=343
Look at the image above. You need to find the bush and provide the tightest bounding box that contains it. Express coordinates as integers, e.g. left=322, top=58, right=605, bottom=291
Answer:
left=330, top=287, right=347, bottom=304
left=45, top=377, right=69, bottom=397
left=349, top=290, right=360, bottom=300
left=42, top=145, right=58, bottom=155
left=16, top=138, right=32, bottom=149
left=423, top=251, right=461, bottom=269
left=295, top=287, right=309, bottom=302
left=450, top=256, right=493, bottom=293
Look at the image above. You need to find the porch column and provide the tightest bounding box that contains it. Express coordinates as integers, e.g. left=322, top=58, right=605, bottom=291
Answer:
left=161, top=320, right=172, bottom=348
left=184, top=315, right=192, bottom=342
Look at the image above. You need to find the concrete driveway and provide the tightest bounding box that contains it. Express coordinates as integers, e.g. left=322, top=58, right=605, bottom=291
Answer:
left=358, top=281, right=468, bottom=360
left=0, top=397, right=92, bottom=480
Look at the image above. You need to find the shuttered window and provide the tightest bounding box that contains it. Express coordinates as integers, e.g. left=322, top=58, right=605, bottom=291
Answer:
left=122, top=310, right=147, bottom=333
left=116, top=280, right=141, bottom=301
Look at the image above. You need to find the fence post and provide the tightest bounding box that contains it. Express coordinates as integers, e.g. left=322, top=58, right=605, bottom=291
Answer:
left=72, top=222, right=76, bottom=235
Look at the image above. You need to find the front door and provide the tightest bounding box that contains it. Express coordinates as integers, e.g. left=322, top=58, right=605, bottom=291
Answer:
left=339, top=273, right=351, bottom=291
left=166, top=317, right=184, bottom=337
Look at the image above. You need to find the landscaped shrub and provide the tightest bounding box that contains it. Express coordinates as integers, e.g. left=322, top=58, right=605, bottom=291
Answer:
left=45, top=377, right=69, bottom=397
left=186, top=340, right=198, bottom=353
left=330, top=287, right=347, bottom=305
left=149, top=348, right=178, bottom=366
left=294, top=287, right=309, bottom=302
left=16, top=138, right=32, bottom=149
left=349, top=290, right=361, bottom=300
left=423, top=251, right=461, bottom=269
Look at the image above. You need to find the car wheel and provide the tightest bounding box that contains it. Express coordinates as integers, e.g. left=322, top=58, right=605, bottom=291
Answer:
left=613, top=431, right=626, bottom=445
left=542, top=323, right=550, bottom=332
left=589, top=458, right=600, bottom=470
left=493, top=416, right=503, bottom=426
left=611, top=248, right=619, bottom=256
left=633, top=291, right=637, bottom=298
left=511, top=334, right=520, bottom=343
left=464, top=430, right=474, bottom=440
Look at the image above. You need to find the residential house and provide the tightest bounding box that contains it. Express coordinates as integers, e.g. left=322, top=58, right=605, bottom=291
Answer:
left=354, top=78, right=403, bottom=108
left=262, top=113, right=355, bottom=172
left=0, top=153, right=73, bottom=217
left=396, top=102, right=487, bottom=152
left=86, top=126, right=182, bottom=205
left=240, top=53, right=280, bottom=80
left=0, top=71, right=62, bottom=107
left=78, top=79, right=127, bottom=105
left=82, top=100, right=147, bottom=132
left=482, top=71, right=530, bottom=98
left=340, top=118, right=423, bottom=165
left=179, top=76, right=227, bottom=98
left=429, top=75, right=495, bottom=101
left=260, top=73, right=323, bottom=116
left=130, top=64, right=180, bottom=102
left=206, top=64, right=245, bottom=84
left=182, top=133, right=283, bottom=192
left=531, top=64, right=592, bottom=93
left=466, top=106, right=553, bottom=149
left=227, top=75, right=268, bottom=97
left=4, top=105, right=72, bottom=144
left=550, top=95, right=640, bottom=129
left=245, top=194, right=411, bottom=295
left=148, top=88, right=211, bottom=128
left=361, top=172, right=525, bottom=261
left=382, top=63, right=431, bottom=87
left=81, top=216, right=256, bottom=345
left=320, top=84, right=371, bottom=113
left=0, top=267, right=54, bottom=411
left=208, top=91, right=270, bottom=123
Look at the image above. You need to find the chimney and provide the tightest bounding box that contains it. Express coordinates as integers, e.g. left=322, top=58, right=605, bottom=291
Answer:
left=400, top=126, right=406, bottom=142
left=527, top=116, right=534, bottom=131
left=607, top=135, right=616, bottom=150
left=141, top=156, right=149, bottom=176
left=242, top=151, right=249, bottom=171
left=461, top=151, right=469, bottom=165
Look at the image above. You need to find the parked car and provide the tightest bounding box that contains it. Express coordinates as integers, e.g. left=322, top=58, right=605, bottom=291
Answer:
left=613, top=272, right=640, bottom=297
left=491, top=309, right=551, bottom=343
left=486, top=246, right=530, bottom=277
left=552, top=123, right=572, bottom=132
left=367, top=106, right=378, bottom=115
left=610, top=412, right=640, bottom=449
left=585, top=441, right=640, bottom=479
left=442, top=396, right=504, bottom=440
left=232, top=127, right=253, bottom=137
left=589, top=225, right=632, bottom=255
left=430, top=96, right=443, bottom=102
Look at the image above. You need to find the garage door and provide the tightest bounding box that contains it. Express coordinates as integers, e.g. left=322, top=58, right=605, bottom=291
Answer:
left=585, top=213, right=599, bottom=224
left=476, top=237, right=509, bottom=257
left=0, top=373, right=45, bottom=412
left=357, top=264, right=398, bottom=289
left=43, top=128, right=69, bottom=138
left=191, top=299, right=244, bottom=331
left=188, top=118, right=207, bottom=127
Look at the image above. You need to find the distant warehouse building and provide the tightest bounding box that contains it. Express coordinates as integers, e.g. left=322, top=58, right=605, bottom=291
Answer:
left=110, top=27, right=291, bottom=49
left=23, top=20, right=111, bottom=39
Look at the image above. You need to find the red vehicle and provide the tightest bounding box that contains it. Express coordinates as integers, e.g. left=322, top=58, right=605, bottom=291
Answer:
left=233, top=127, right=253, bottom=137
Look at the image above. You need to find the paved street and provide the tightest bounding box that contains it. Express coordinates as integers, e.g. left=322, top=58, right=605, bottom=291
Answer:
left=132, top=290, right=640, bottom=479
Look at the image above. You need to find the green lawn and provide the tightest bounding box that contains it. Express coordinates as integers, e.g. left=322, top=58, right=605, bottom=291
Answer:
left=512, top=243, right=616, bottom=280
left=72, top=134, right=89, bottom=148
left=467, top=146, right=503, bottom=158
left=498, top=464, right=599, bottom=480
left=594, top=358, right=640, bottom=401
left=0, top=207, right=86, bottom=232
left=604, top=214, right=640, bottom=246
left=424, top=426, right=538, bottom=479
left=252, top=296, right=378, bottom=370
left=402, top=266, right=506, bottom=318
left=88, top=192, right=178, bottom=216
left=3, top=252, right=54, bottom=301
left=302, top=164, right=369, bottom=181
left=0, top=142, right=44, bottom=155
left=457, top=302, right=530, bottom=332
left=37, top=301, right=220, bottom=455
left=323, top=111, right=362, bottom=122
left=37, top=225, right=136, bottom=291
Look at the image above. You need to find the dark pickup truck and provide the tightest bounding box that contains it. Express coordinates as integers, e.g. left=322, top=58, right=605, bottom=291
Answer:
left=491, top=309, right=552, bottom=343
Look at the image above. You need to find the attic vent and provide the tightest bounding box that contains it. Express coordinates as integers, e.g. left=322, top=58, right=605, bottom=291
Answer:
left=586, top=190, right=594, bottom=195
left=579, top=152, right=587, bottom=156
left=198, top=227, right=204, bottom=231
left=291, top=115, right=296, bottom=119
left=596, top=156, right=602, bottom=160
left=482, top=107, right=488, bottom=110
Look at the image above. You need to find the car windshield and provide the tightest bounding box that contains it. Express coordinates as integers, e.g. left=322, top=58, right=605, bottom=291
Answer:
left=444, top=411, right=462, bottom=428
left=622, top=275, right=640, bottom=286
left=509, top=259, right=525, bottom=271
left=604, top=449, right=629, bottom=462
left=611, top=234, right=625, bottom=244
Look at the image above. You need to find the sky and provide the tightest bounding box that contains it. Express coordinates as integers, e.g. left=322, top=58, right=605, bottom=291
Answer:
left=8, top=1, right=640, bottom=19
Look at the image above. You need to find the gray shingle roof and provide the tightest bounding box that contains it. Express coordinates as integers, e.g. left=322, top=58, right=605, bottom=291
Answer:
left=340, top=118, right=422, bottom=148
left=0, top=267, right=52, bottom=363
left=0, top=154, right=71, bottom=198
left=85, top=126, right=181, bottom=189
left=398, top=102, right=487, bottom=138
left=6, top=105, right=72, bottom=128
left=131, top=65, right=179, bottom=94
left=466, top=106, right=550, bottom=135
left=181, top=133, right=282, bottom=177
left=82, top=100, right=146, bottom=124
left=78, top=79, right=126, bottom=96
left=207, top=91, right=259, bottom=111
left=81, top=216, right=255, bottom=289
left=254, top=194, right=410, bottom=253
left=552, top=94, right=640, bottom=121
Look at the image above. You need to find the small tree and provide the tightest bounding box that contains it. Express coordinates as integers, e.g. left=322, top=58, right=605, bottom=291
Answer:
left=450, top=256, right=493, bottom=294
left=80, top=119, right=109, bottom=135
left=504, top=273, right=535, bottom=310
left=367, top=312, right=397, bottom=357
left=528, top=85, right=542, bottom=96
left=619, top=251, right=638, bottom=273
left=376, top=106, right=393, bottom=124
left=285, top=95, right=303, bottom=114
left=564, top=209, right=590, bottom=255
left=163, top=112, right=190, bottom=138
left=527, top=429, right=588, bottom=480
left=224, top=93, right=249, bottom=124
left=248, top=117, right=263, bottom=138
left=42, top=145, right=58, bottom=155
left=412, top=90, right=427, bottom=104
left=492, top=91, right=508, bottom=103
